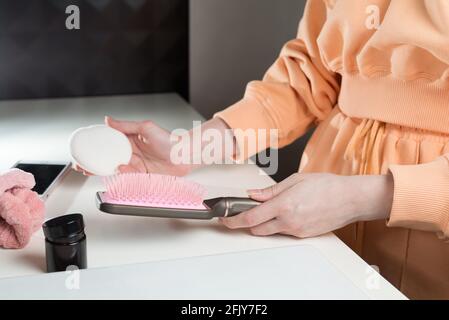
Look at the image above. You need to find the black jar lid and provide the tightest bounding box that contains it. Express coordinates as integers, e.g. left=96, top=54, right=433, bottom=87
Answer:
left=42, top=213, right=85, bottom=244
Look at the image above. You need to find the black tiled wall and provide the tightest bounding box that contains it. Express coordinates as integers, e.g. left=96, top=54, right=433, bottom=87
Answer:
left=0, top=0, right=188, bottom=100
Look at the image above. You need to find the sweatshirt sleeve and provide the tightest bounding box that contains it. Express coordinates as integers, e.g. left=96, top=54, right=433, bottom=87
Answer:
left=388, top=154, right=449, bottom=239
left=214, top=0, right=340, bottom=160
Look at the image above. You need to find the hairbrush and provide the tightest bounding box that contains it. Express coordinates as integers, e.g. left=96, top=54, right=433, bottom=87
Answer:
left=95, top=173, right=261, bottom=219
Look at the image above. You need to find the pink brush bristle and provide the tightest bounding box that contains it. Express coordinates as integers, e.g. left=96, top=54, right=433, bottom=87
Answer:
left=102, top=173, right=208, bottom=210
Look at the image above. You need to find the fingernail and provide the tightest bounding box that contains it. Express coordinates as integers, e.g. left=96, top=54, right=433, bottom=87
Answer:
left=247, top=189, right=262, bottom=196
left=138, top=134, right=147, bottom=144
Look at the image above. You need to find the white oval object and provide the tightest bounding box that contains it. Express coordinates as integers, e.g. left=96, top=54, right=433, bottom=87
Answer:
left=69, top=125, right=132, bottom=176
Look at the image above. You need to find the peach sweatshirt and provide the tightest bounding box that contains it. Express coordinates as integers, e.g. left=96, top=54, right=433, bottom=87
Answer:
left=216, top=0, right=449, bottom=298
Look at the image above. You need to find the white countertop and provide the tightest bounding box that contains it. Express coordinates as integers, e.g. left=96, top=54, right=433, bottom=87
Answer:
left=0, top=93, right=406, bottom=299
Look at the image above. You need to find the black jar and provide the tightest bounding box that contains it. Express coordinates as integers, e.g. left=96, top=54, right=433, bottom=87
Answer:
left=42, top=213, right=87, bottom=272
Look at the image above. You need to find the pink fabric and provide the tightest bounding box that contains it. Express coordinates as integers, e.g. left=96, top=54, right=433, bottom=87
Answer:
left=0, top=169, right=45, bottom=249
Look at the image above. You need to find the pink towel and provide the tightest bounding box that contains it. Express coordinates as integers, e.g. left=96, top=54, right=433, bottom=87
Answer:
left=0, top=169, right=45, bottom=249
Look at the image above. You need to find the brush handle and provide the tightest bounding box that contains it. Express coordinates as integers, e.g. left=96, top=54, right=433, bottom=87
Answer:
left=215, top=197, right=261, bottom=217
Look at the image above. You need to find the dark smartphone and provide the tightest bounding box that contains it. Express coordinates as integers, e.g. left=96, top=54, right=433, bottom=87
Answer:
left=12, top=161, right=71, bottom=200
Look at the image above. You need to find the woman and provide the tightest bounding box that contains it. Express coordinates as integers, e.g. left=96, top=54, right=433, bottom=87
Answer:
left=83, top=1, right=449, bottom=299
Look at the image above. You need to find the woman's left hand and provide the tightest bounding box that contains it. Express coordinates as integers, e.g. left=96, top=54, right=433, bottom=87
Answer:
left=220, top=173, right=394, bottom=238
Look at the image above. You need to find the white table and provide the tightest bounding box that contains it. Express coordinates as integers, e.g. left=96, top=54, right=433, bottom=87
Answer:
left=0, top=93, right=406, bottom=299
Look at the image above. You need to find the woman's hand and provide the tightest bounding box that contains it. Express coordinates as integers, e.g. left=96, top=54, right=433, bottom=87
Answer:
left=73, top=116, right=234, bottom=176
left=104, top=116, right=194, bottom=176
left=73, top=116, right=192, bottom=176
left=220, top=173, right=394, bottom=238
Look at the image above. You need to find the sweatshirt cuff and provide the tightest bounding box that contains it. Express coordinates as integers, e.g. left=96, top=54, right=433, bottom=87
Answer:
left=214, top=96, right=278, bottom=162
left=388, top=156, right=449, bottom=238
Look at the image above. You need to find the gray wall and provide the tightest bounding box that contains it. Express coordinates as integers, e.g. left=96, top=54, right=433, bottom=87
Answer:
left=0, top=0, right=188, bottom=100
left=189, top=0, right=309, bottom=181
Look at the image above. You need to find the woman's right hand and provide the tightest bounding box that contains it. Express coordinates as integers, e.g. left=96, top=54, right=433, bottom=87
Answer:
left=73, top=116, right=233, bottom=176
left=73, top=116, right=194, bottom=176
left=104, top=116, right=194, bottom=176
